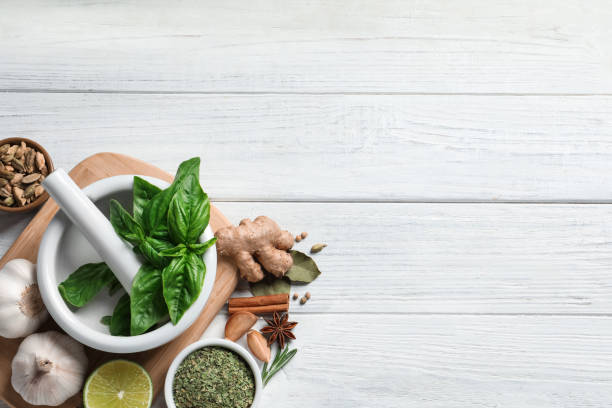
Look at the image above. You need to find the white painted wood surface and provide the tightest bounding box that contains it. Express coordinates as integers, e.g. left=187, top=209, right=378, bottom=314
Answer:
left=2, top=0, right=612, bottom=94
left=4, top=96, right=612, bottom=202
left=2, top=1, right=612, bottom=407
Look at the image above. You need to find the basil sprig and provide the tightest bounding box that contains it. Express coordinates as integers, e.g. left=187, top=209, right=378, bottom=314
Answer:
left=162, top=252, right=206, bottom=323
left=57, top=157, right=215, bottom=336
left=130, top=264, right=167, bottom=335
left=109, top=293, right=131, bottom=336
left=168, top=174, right=210, bottom=244
left=158, top=238, right=216, bottom=258
left=133, top=176, right=161, bottom=225
left=109, top=199, right=145, bottom=246
left=142, top=157, right=200, bottom=239
left=59, top=262, right=119, bottom=307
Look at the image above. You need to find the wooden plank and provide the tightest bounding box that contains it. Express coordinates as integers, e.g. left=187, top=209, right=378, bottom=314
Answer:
left=6, top=199, right=612, bottom=316
left=13, top=200, right=608, bottom=316
left=1, top=0, right=612, bottom=93
left=0, top=153, right=238, bottom=408
left=152, top=313, right=612, bottom=407
left=3, top=93, right=612, bottom=201
left=7, top=197, right=612, bottom=315
left=218, top=202, right=612, bottom=315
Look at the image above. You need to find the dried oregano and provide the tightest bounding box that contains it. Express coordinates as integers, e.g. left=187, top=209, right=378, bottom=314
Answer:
left=173, top=346, right=255, bottom=408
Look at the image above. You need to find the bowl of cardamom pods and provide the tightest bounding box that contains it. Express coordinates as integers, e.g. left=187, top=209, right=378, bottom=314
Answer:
left=0, top=137, right=53, bottom=213
left=165, top=338, right=262, bottom=408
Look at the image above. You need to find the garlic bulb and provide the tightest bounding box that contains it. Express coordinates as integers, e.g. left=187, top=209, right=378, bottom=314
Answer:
left=0, top=259, right=48, bottom=338
left=11, top=331, right=88, bottom=406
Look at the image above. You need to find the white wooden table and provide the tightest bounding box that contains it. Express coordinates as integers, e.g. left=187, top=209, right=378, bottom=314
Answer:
left=3, top=1, right=612, bottom=406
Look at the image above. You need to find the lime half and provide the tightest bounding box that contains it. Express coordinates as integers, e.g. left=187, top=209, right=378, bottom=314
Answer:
left=84, top=359, right=153, bottom=408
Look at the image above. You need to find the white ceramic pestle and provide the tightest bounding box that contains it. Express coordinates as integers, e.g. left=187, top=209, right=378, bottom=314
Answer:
left=42, top=169, right=141, bottom=294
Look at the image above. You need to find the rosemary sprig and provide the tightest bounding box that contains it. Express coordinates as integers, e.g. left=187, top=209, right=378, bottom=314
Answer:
left=261, top=344, right=297, bottom=386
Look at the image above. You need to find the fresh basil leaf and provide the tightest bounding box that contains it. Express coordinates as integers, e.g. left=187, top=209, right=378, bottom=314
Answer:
left=152, top=228, right=170, bottom=241
left=186, top=251, right=207, bottom=293
left=159, top=244, right=187, bottom=258
left=168, top=175, right=210, bottom=244
left=285, top=250, right=321, bottom=283
left=58, top=262, right=117, bottom=307
left=162, top=251, right=206, bottom=324
left=107, top=278, right=122, bottom=296
left=188, top=237, right=217, bottom=256
left=130, top=264, right=168, bottom=336
left=142, top=157, right=200, bottom=237
left=146, top=236, right=175, bottom=252
left=173, top=156, right=201, bottom=183
left=109, top=293, right=131, bottom=336
left=141, top=191, right=171, bottom=239
left=136, top=237, right=175, bottom=268
left=133, top=176, right=161, bottom=225
left=100, top=315, right=112, bottom=326
left=250, top=276, right=291, bottom=296
left=110, top=199, right=145, bottom=246
left=159, top=237, right=214, bottom=259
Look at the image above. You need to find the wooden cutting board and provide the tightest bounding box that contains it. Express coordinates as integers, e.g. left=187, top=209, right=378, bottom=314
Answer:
left=0, top=153, right=239, bottom=408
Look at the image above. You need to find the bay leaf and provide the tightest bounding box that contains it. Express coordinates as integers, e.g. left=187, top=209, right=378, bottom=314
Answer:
left=285, top=250, right=321, bottom=283
left=250, top=276, right=291, bottom=296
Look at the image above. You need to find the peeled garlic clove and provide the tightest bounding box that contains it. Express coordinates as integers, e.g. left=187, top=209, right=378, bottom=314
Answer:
left=0, top=259, right=48, bottom=338
left=225, top=311, right=258, bottom=341
left=247, top=330, right=271, bottom=362
left=11, top=331, right=87, bottom=406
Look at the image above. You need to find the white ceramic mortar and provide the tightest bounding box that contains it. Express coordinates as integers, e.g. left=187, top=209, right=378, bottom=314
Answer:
left=37, top=174, right=217, bottom=353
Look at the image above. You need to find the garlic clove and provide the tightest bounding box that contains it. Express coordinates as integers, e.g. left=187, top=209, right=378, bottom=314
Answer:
left=11, top=331, right=87, bottom=406
left=0, top=259, right=48, bottom=338
left=247, top=330, right=271, bottom=362
left=225, top=311, right=258, bottom=341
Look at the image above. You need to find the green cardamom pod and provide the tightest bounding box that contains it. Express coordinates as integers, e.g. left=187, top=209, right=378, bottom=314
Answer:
left=23, top=184, right=36, bottom=198
left=11, top=159, right=25, bottom=173
left=310, top=243, right=327, bottom=253
left=2, top=196, right=14, bottom=207
left=0, top=169, right=13, bottom=180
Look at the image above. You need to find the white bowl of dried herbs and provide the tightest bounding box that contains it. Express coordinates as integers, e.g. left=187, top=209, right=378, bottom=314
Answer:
left=165, top=338, right=262, bottom=408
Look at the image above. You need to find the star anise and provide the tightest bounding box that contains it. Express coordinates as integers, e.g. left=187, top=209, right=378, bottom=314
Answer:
left=260, top=312, right=297, bottom=349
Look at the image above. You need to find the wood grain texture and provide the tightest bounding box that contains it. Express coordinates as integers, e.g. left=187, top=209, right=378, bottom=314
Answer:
left=2, top=1, right=612, bottom=407
left=214, top=202, right=612, bottom=315
left=1, top=1, right=612, bottom=94
left=4, top=93, right=612, bottom=201
left=274, top=314, right=612, bottom=408
left=0, top=153, right=238, bottom=408
left=5, top=201, right=612, bottom=315
left=8, top=200, right=612, bottom=406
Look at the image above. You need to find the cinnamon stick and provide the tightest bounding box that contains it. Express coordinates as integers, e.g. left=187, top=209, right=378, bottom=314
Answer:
left=228, top=293, right=289, bottom=308
left=229, top=304, right=289, bottom=315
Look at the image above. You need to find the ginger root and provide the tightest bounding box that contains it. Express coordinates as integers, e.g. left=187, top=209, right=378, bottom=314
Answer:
left=215, top=216, right=294, bottom=282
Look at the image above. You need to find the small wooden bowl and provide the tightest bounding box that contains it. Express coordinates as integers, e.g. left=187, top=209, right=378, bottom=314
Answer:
left=0, top=137, right=54, bottom=213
